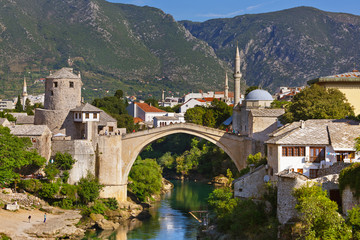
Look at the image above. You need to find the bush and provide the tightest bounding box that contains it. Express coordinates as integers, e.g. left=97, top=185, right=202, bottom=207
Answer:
left=39, top=182, right=60, bottom=199
left=347, top=205, right=360, bottom=238
left=54, top=152, right=75, bottom=170
left=54, top=198, right=73, bottom=209
left=91, top=201, right=107, bottom=215
left=60, top=184, right=77, bottom=201
left=77, top=173, right=103, bottom=204
left=19, top=179, right=42, bottom=193
left=44, top=163, right=60, bottom=181
left=103, top=198, right=119, bottom=210
left=339, top=162, right=360, bottom=197
left=61, top=171, right=70, bottom=183
left=129, top=158, right=162, bottom=202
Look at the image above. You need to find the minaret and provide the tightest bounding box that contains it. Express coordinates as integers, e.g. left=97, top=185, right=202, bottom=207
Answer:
left=233, top=45, right=241, bottom=106
left=22, top=76, right=28, bottom=110
left=224, top=72, right=229, bottom=101
left=162, top=90, right=165, bottom=104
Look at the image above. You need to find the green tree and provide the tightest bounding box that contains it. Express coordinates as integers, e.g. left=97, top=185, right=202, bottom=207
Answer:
left=158, top=152, right=175, bottom=169
left=270, top=99, right=290, bottom=109
left=15, top=95, right=23, bottom=112
left=347, top=205, right=360, bottom=239
left=54, top=152, right=75, bottom=170
left=202, top=109, right=216, bottom=127
left=184, top=106, right=206, bottom=125
left=282, top=84, right=354, bottom=123
left=0, top=126, right=46, bottom=186
left=114, top=89, right=124, bottom=99
left=128, top=158, right=162, bottom=202
left=144, top=98, right=159, bottom=108
left=210, top=99, right=232, bottom=127
left=77, top=173, right=103, bottom=204
left=293, top=183, right=351, bottom=239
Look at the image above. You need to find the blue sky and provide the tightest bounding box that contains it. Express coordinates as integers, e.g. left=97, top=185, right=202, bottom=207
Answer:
left=108, top=0, right=360, bottom=22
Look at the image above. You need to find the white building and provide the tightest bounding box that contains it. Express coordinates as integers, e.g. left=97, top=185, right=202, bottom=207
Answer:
left=153, top=113, right=185, bottom=127
left=179, top=98, right=211, bottom=113
left=126, top=102, right=167, bottom=127
left=266, top=119, right=360, bottom=179
left=0, top=99, right=15, bottom=110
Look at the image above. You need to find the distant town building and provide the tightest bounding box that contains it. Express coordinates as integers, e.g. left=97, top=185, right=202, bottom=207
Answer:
left=275, top=86, right=305, bottom=101
left=153, top=113, right=185, bottom=127
left=308, top=70, right=360, bottom=115
left=126, top=102, right=167, bottom=127
left=0, top=99, right=15, bottom=110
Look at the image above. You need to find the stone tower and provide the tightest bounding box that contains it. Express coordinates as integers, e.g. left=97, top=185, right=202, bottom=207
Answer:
left=35, top=68, right=82, bottom=134
left=44, top=68, right=82, bottom=110
left=233, top=45, right=241, bottom=106
left=224, top=72, right=229, bottom=101
left=22, top=77, right=28, bottom=110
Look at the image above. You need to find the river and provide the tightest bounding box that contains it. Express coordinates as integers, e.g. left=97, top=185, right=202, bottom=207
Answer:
left=91, top=180, right=214, bottom=240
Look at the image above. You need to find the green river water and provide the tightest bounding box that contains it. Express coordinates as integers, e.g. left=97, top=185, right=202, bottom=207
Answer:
left=91, top=180, right=214, bottom=240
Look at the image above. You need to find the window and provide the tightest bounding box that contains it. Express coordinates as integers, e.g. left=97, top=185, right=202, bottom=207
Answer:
left=109, top=126, right=114, bottom=132
left=93, top=113, right=97, bottom=119
left=310, top=147, right=325, bottom=163
left=53, top=82, right=58, bottom=88
left=69, top=81, right=74, bottom=88
left=85, top=113, right=89, bottom=119
left=309, top=169, right=318, bottom=178
left=51, top=90, right=54, bottom=96
left=336, top=151, right=355, bottom=162
left=282, top=146, right=306, bottom=157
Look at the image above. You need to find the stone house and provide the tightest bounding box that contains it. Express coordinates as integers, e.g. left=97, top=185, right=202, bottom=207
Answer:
left=0, top=118, right=11, bottom=127
left=266, top=119, right=360, bottom=179
left=9, top=125, right=52, bottom=160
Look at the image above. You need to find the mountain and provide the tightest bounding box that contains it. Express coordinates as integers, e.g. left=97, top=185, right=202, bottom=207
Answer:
left=181, top=7, right=360, bottom=91
left=0, top=0, right=229, bottom=100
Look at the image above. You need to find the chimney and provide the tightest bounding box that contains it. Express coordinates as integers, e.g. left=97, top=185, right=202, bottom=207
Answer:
left=300, top=120, right=305, bottom=129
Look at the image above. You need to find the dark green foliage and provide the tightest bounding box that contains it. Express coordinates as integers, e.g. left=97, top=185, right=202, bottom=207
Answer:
left=19, top=179, right=43, bottom=193
left=184, top=100, right=232, bottom=128
left=54, top=198, right=73, bottom=209
left=0, top=126, right=46, bottom=186
left=0, top=111, right=16, bottom=122
left=282, top=85, right=354, bottom=123
left=114, top=90, right=123, bottom=99
left=293, top=183, right=351, bottom=239
left=270, top=100, right=291, bottom=109
left=347, top=205, right=360, bottom=239
left=60, top=183, right=78, bottom=201
left=44, top=163, right=60, bottom=181
left=54, top=152, right=75, bottom=170
left=208, top=186, right=278, bottom=239
left=102, top=198, right=119, bottom=211
left=91, top=201, right=107, bottom=215
left=128, top=158, right=162, bottom=202
left=77, top=173, right=103, bottom=204
left=144, top=98, right=159, bottom=108
left=339, top=163, right=360, bottom=198
left=15, top=95, right=23, bottom=112
left=39, top=182, right=61, bottom=199
left=110, top=113, right=137, bottom=133
left=0, top=233, right=11, bottom=240
left=61, top=171, right=70, bottom=183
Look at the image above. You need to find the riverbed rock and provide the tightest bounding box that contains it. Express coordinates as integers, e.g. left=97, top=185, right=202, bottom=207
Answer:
left=212, top=175, right=229, bottom=186
left=96, top=218, right=120, bottom=230
left=162, top=178, right=174, bottom=192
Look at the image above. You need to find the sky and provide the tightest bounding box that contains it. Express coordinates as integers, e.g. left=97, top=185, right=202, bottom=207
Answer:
left=108, top=0, right=360, bottom=22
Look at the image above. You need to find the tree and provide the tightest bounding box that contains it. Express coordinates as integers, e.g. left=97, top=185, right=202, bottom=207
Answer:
left=184, top=106, right=206, bottom=125
left=15, top=95, right=23, bottom=112
left=0, top=126, right=46, bottom=186
left=77, top=173, right=103, bottom=204
left=202, top=109, right=216, bottom=127
left=114, top=89, right=123, bottom=99
left=282, top=84, right=354, bottom=123
left=145, top=98, right=159, bottom=108
left=210, top=99, right=233, bottom=127
left=293, top=183, right=351, bottom=239
left=54, top=152, right=75, bottom=170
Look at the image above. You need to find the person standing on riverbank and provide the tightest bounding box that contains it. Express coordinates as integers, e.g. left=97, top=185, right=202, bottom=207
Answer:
left=44, top=213, right=46, bottom=223
left=28, top=215, right=31, bottom=223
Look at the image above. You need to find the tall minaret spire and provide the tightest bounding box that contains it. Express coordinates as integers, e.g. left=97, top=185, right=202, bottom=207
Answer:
left=233, top=45, right=241, bottom=106
left=224, top=72, right=229, bottom=101
left=22, top=76, right=28, bottom=110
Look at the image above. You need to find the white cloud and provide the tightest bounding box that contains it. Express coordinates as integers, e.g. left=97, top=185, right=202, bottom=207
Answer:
left=246, top=4, right=263, bottom=11
left=197, top=9, right=244, bottom=18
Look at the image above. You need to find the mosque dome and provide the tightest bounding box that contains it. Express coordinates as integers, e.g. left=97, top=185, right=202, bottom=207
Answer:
left=245, top=89, right=273, bottom=101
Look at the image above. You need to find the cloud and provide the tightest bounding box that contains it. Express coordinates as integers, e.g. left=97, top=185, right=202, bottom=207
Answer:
left=246, top=4, right=263, bottom=11
left=197, top=10, right=244, bottom=18
left=129, top=0, right=148, bottom=5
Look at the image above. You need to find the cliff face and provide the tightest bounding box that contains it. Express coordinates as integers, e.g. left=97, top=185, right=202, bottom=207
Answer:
left=0, top=0, right=228, bottom=99
left=181, top=7, right=360, bottom=91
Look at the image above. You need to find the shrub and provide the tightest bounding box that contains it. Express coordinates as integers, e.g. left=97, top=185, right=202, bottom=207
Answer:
left=39, top=182, right=60, bottom=199
left=339, top=162, right=360, bottom=197
left=91, top=201, right=107, bottom=215
left=44, top=163, right=60, bottom=181
left=54, top=152, right=75, bottom=170
left=54, top=198, right=73, bottom=209
left=61, top=171, right=70, bottom=183
left=128, top=158, right=162, bottom=202
left=60, top=184, right=77, bottom=201
left=19, top=179, right=42, bottom=193
left=347, top=205, right=360, bottom=239
left=77, top=173, right=103, bottom=204
left=103, top=198, right=119, bottom=210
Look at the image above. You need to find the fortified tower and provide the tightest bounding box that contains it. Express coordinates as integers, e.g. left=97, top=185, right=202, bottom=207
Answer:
left=35, top=68, right=82, bottom=135
left=44, top=68, right=82, bottom=110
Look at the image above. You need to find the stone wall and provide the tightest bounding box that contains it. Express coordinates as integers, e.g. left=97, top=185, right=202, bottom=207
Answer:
left=317, top=162, right=351, bottom=177
left=233, top=165, right=267, bottom=199
left=342, top=186, right=360, bottom=215
left=51, top=139, right=95, bottom=184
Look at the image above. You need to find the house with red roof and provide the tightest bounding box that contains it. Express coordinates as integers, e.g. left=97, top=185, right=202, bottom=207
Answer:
left=127, top=102, right=167, bottom=126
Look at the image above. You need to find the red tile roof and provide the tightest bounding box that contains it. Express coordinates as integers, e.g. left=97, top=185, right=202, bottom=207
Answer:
left=135, top=102, right=166, bottom=113
left=134, top=117, right=143, bottom=123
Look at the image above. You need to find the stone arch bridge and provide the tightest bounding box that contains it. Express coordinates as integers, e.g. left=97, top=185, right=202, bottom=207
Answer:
left=96, top=123, right=254, bottom=201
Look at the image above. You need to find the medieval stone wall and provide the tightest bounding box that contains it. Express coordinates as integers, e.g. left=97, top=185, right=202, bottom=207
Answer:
left=234, top=165, right=267, bottom=199
left=342, top=186, right=360, bottom=215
